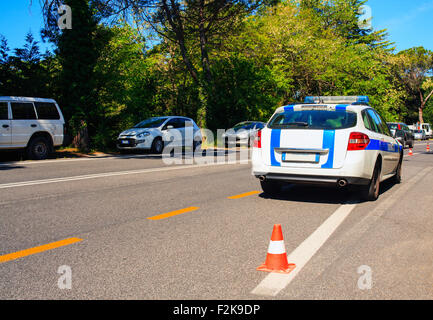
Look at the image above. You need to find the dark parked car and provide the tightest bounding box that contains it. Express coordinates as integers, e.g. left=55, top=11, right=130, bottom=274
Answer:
left=387, top=122, right=414, bottom=148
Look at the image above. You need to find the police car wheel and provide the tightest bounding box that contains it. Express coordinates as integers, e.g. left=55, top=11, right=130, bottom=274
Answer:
left=260, top=180, right=282, bottom=195
left=393, top=155, right=403, bottom=184
left=363, top=163, right=381, bottom=201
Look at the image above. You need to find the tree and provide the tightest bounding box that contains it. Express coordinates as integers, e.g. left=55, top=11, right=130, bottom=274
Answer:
left=41, top=0, right=270, bottom=127
left=300, top=0, right=392, bottom=50
left=0, top=32, right=53, bottom=97
left=14, top=32, right=41, bottom=63
left=393, top=47, right=433, bottom=123
left=0, top=35, right=9, bottom=64
left=0, top=35, right=11, bottom=93
left=42, top=0, right=112, bottom=151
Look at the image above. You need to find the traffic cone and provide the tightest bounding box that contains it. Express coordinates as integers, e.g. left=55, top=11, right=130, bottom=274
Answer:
left=427, top=143, right=430, bottom=152
left=257, top=224, right=296, bottom=274
left=408, top=148, right=413, bottom=156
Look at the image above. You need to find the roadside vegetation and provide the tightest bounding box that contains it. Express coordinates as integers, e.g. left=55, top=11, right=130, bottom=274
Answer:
left=0, top=0, right=432, bottom=152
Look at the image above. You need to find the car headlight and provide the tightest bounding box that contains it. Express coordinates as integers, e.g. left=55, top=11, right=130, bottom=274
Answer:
left=137, top=132, right=150, bottom=139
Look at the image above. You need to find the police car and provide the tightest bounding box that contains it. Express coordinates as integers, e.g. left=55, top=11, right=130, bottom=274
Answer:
left=252, top=96, right=403, bottom=201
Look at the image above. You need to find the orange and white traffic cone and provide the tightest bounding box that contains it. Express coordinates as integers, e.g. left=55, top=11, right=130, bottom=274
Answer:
left=408, top=148, right=413, bottom=156
left=257, top=224, right=296, bottom=274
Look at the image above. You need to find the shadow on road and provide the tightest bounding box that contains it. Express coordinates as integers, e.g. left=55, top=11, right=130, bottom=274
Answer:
left=0, top=148, right=242, bottom=165
left=117, top=148, right=240, bottom=160
left=0, top=164, right=25, bottom=170
left=0, top=150, right=88, bottom=162
left=259, top=178, right=399, bottom=204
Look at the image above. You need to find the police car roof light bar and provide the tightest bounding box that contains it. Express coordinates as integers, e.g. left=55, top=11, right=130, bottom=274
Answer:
left=304, top=96, right=369, bottom=105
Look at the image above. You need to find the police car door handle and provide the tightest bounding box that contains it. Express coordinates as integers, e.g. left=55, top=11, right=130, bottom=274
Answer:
left=31, top=124, right=37, bottom=128
left=2, top=124, right=9, bottom=128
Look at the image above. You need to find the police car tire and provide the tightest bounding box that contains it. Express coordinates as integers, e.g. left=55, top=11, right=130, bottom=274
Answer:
left=393, top=154, right=403, bottom=184
left=362, top=162, right=381, bottom=201
left=260, top=180, right=282, bottom=195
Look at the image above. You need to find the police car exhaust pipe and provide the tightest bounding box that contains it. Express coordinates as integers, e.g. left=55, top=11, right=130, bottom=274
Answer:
left=337, top=179, right=348, bottom=187
left=259, top=175, right=266, bottom=182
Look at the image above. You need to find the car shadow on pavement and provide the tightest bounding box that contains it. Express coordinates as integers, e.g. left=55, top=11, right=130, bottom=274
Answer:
left=259, top=179, right=399, bottom=204
left=117, top=148, right=239, bottom=159
left=0, top=150, right=88, bottom=162
left=0, top=163, right=25, bottom=170
left=259, top=184, right=353, bottom=204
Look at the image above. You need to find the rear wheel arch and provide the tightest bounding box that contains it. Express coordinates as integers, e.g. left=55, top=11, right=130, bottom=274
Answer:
left=376, top=155, right=383, bottom=179
left=27, top=131, right=54, bottom=151
left=26, top=132, right=54, bottom=160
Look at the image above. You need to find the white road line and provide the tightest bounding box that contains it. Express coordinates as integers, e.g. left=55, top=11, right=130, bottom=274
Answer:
left=251, top=203, right=358, bottom=297
left=276, top=166, right=433, bottom=297
left=0, top=160, right=243, bottom=189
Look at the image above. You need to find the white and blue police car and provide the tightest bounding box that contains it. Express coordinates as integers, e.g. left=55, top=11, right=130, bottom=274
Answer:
left=252, top=96, right=403, bottom=201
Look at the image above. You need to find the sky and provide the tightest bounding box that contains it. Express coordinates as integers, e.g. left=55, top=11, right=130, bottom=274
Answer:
left=0, top=0, right=432, bottom=53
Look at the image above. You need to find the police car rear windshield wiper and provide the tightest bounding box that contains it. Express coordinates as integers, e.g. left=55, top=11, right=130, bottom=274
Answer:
left=281, top=122, right=309, bottom=127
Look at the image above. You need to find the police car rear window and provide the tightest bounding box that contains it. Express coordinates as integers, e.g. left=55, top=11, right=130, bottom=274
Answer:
left=268, top=108, right=357, bottom=130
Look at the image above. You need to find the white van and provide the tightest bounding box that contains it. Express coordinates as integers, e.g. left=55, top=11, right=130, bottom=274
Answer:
left=420, top=123, right=432, bottom=138
left=0, top=97, right=65, bottom=160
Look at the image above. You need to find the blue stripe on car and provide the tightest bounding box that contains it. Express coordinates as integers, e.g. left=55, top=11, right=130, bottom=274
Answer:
left=270, top=129, right=281, bottom=167
left=365, top=139, right=400, bottom=153
left=321, top=130, right=335, bottom=168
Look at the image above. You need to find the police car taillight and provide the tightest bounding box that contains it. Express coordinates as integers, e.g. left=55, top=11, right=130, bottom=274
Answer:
left=253, top=130, right=262, bottom=148
left=347, top=132, right=370, bottom=151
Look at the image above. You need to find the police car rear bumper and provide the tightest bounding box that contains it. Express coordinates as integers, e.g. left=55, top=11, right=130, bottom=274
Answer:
left=254, top=172, right=370, bottom=186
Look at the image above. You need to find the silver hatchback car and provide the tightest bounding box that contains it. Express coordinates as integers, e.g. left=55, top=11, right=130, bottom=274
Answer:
left=117, top=116, right=202, bottom=153
left=222, top=121, right=265, bottom=147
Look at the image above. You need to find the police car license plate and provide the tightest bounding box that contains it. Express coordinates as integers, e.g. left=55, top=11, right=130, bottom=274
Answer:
left=122, top=140, right=129, bottom=144
left=282, top=152, right=319, bottom=163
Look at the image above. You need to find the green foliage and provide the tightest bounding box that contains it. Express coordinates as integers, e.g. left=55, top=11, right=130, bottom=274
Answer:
left=2, top=0, right=432, bottom=151
left=208, top=54, right=282, bottom=130
left=0, top=32, right=57, bottom=98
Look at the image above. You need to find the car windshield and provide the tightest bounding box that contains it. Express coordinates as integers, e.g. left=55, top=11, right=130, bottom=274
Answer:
left=233, top=122, right=254, bottom=131
left=268, top=109, right=357, bottom=130
left=133, top=117, right=168, bottom=129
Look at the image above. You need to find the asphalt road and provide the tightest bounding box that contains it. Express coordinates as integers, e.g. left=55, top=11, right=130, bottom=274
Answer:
left=0, top=142, right=432, bottom=299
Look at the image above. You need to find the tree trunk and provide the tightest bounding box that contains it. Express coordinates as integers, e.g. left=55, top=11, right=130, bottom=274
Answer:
left=196, top=0, right=213, bottom=129
left=419, top=106, right=424, bottom=124
left=72, top=120, right=90, bottom=152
